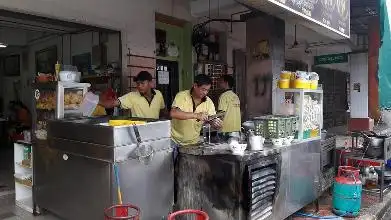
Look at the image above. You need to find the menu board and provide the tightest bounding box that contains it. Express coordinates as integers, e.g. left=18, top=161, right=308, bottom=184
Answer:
left=246, top=0, right=350, bottom=37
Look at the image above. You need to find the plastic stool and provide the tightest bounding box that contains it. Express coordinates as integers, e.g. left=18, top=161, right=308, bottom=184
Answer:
left=168, top=209, right=209, bottom=220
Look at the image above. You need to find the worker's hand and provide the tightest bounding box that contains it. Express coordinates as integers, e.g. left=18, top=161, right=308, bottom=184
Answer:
left=99, top=97, right=118, bottom=109
left=211, top=118, right=223, bottom=129
left=194, top=112, right=208, bottom=122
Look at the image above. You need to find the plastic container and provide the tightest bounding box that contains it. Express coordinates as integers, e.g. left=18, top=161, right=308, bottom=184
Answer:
left=280, top=71, right=292, bottom=80
left=293, top=79, right=308, bottom=89
left=80, top=92, right=99, bottom=117
left=310, top=129, right=319, bottom=137
left=59, top=71, right=76, bottom=82
left=278, top=79, right=290, bottom=89
left=310, top=80, right=318, bottom=90
left=303, top=130, right=311, bottom=139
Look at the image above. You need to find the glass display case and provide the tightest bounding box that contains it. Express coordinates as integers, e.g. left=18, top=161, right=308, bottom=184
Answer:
left=56, top=82, right=89, bottom=119
left=273, top=88, right=323, bottom=141
left=32, top=82, right=90, bottom=140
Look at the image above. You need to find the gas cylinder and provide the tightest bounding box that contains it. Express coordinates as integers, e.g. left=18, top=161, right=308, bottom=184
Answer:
left=332, top=166, right=362, bottom=217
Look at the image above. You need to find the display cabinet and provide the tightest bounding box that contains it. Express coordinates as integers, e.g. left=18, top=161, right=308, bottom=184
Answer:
left=32, top=82, right=90, bottom=140
left=273, top=88, right=323, bottom=141
left=14, top=141, right=34, bottom=213
left=30, top=81, right=90, bottom=215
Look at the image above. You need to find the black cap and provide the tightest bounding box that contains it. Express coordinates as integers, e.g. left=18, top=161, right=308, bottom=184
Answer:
left=134, top=71, right=153, bottom=82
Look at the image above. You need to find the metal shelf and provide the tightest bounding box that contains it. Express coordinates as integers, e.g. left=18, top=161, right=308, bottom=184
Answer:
left=276, top=88, right=323, bottom=94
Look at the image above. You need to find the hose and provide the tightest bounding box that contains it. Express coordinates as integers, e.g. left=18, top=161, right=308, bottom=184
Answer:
left=295, top=212, right=344, bottom=219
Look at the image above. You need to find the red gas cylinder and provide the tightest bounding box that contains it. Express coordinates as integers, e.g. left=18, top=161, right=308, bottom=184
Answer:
left=335, top=166, right=361, bottom=184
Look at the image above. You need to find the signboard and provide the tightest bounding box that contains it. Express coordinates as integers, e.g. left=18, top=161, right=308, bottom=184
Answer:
left=244, top=0, right=350, bottom=38
left=314, top=53, right=349, bottom=65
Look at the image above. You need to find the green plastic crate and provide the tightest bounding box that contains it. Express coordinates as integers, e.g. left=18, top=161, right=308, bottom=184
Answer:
left=253, top=115, right=272, bottom=137
left=253, top=115, right=287, bottom=139
left=285, top=115, right=299, bottom=136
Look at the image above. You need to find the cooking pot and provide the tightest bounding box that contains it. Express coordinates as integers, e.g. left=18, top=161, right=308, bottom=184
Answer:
left=361, top=131, right=386, bottom=158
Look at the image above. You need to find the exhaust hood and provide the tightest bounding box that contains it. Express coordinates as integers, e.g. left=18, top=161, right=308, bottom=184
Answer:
left=236, top=0, right=350, bottom=40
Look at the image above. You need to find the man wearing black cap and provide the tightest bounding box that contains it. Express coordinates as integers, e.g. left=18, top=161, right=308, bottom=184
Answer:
left=99, top=71, right=166, bottom=119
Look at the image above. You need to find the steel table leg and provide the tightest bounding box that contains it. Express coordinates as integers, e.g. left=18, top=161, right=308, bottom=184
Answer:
left=381, top=163, right=385, bottom=202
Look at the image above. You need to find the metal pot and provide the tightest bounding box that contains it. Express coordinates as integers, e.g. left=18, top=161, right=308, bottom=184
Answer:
left=361, top=131, right=385, bottom=158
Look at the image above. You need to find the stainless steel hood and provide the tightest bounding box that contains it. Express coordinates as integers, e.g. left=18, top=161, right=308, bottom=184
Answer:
left=237, top=0, right=350, bottom=40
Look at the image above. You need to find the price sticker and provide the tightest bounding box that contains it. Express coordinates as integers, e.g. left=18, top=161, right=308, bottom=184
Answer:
left=34, top=89, right=40, bottom=100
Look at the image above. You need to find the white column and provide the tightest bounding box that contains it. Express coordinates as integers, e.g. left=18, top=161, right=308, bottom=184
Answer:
left=349, top=53, right=368, bottom=118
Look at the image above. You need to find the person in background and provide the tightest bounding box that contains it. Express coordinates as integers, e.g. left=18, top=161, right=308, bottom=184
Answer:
left=170, top=74, right=222, bottom=146
left=99, top=71, right=166, bottom=119
left=218, top=75, right=241, bottom=135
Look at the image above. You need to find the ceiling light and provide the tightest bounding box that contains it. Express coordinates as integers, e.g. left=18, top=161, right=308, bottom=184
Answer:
left=0, top=43, right=7, bottom=48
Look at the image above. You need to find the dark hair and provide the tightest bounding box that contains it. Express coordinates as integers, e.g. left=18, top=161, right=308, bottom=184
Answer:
left=134, top=71, right=153, bottom=82
left=221, top=75, right=234, bottom=88
left=194, top=74, right=212, bottom=86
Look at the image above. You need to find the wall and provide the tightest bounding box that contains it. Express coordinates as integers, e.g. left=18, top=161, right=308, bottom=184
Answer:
left=349, top=53, right=369, bottom=118
left=0, top=0, right=192, bottom=95
left=246, top=15, right=285, bottom=117
left=226, top=22, right=246, bottom=71
left=155, top=22, right=192, bottom=90
left=368, top=16, right=380, bottom=120
left=0, top=31, right=120, bottom=113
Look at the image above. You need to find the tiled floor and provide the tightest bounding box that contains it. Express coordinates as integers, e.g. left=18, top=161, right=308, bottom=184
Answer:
left=0, top=147, right=59, bottom=220
left=0, top=191, right=59, bottom=220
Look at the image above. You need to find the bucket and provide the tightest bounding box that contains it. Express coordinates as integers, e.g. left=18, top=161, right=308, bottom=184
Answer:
left=104, top=204, right=140, bottom=220
left=310, top=80, right=318, bottom=90
left=278, top=79, right=290, bottom=89
left=293, top=79, right=308, bottom=89
left=280, top=71, right=292, bottom=80
left=80, top=92, right=99, bottom=117
left=168, top=209, right=209, bottom=220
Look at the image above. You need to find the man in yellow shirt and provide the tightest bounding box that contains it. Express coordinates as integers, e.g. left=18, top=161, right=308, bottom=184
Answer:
left=218, top=75, right=241, bottom=134
left=170, top=74, right=222, bottom=146
left=99, top=71, right=166, bottom=119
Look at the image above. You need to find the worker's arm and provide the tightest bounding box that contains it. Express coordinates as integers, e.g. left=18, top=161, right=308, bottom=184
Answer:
left=206, top=100, right=222, bottom=129
left=169, top=93, right=208, bottom=121
left=170, top=107, right=207, bottom=121
left=99, top=98, right=120, bottom=109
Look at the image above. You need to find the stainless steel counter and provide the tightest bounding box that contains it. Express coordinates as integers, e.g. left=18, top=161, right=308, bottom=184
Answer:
left=177, top=139, right=321, bottom=220
left=34, top=117, right=173, bottom=220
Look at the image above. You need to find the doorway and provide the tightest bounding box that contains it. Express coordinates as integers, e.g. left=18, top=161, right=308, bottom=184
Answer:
left=156, top=60, right=179, bottom=109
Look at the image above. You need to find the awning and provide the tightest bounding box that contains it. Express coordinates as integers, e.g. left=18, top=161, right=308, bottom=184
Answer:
left=379, top=0, right=391, bottom=108
left=236, top=0, right=350, bottom=39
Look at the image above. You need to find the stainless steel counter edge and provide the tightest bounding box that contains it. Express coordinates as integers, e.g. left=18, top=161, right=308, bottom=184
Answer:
left=179, top=139, right=321, bottom=160
left=48, top=118, right=171, bottom=147
left=48, top=137, right=172, bottom=163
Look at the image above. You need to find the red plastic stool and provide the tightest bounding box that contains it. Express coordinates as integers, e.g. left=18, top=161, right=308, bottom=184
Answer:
left=168, top=209, right=209, bottom=220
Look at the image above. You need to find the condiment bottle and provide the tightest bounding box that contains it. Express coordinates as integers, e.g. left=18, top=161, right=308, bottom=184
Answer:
left=55, top=61, right=61, bottom=81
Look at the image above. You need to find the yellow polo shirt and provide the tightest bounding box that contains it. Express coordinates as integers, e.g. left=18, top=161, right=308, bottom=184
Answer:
left=118, top=89, right=165, bottom=119
left=218, top=90, right=241, bottom=132
left=171, top=90, right=216, bottom=146
left=92, top=105, right=107, bottom=116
